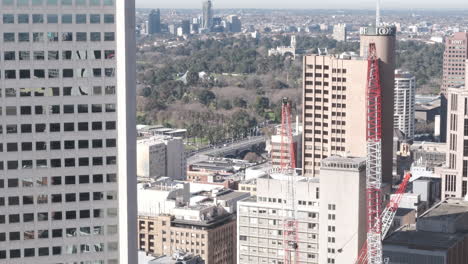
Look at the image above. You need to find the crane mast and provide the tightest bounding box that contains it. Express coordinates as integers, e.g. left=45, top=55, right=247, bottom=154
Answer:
left=365, top=43, right=384, bottom=264
left=356, top=172, right=412, bottom=264
left=280, top=98, right=299, bottom=264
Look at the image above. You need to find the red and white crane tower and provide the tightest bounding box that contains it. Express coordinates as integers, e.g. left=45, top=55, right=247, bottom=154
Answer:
left=279, top=98, right=299, bottom=264
left=364, top=42, right=384, bottom=264
left=355, top=43, right=414, bottom=264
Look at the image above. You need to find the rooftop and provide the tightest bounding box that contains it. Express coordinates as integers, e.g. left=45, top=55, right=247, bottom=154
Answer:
left=395, top=208, right=415, bottom=217
left=384, top=229, right=467, bottom=250
left=419, top=199, right=468, bottom=222
left=215, top=190, right=249, bottom=201
left=320, top=156, right=366, bottom=171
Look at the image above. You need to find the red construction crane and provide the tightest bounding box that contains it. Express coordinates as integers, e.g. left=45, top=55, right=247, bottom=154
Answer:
left=279, top=98, right=299, bottom=264
left=364, top=42, right=384, bottom=264
left=356, top=172, right=412, bottom=264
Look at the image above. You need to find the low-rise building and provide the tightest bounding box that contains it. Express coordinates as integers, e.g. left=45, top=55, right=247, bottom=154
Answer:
left=268, top=123, right=303, bottom=169
left=384, top=199, right=468, bottom=264
left=138, top=205, right=236, bottom=264
left=137, top=135, right=186, bottom=180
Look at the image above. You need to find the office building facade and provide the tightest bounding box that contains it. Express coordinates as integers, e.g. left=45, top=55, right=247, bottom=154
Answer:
left=442, top=32, right=468, bottom=94
left=0, top=0, right=137, bottom=263
left=394, top=70, right=416, bottom=140
left=440, top=32, right=468, bottom=142
left=201, top=1, right=212, bottom=30
left=301, top=26, right=396, bottom=182
left=138, top=206, right=237, bottom=264
left=148, top=9, right=161, bottom=35
left=332, top=23, right=347, bottom=42
left=137, top=135, right=186, bottom=180
left=438, top=65, right=468, bottom=198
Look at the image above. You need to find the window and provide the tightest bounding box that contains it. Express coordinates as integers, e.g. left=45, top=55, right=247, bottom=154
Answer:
left=76, top=32, right=87, bottom=41
left=104, top=14, right=114, bottom=23
left=62, top=32, right=73, bottom=41
left=106, top=121, right=116, bottom=130
left=3, top=14, right=14, bottom=24
left=20, top=70, right=30, bottom=79
left=78, top=140, right=89, bottom=149
left=5, top=70, right=16, bottom=79
left=90, top=14, right=100, bottom=23
left=63, top=69, right=74, bottom=78
left=34, top=51, right=45, bottom=60
left=4, top=33, right=15, bottom=42
left=63, top=105, right=74, bottom=114
left=33, top=32, right=44, bottom=42
left=32, top=14, right=44, bottom=23
left=19, top=51, right=30, bottom=60
left=47, top=32, right=58, bottom=42
left=104, top=32, right=115, bottom=41
left=18, top=14, right=30, bottom=24
left=105, top=50, right=115, bottom=59
left=76, top=14, right=87, bottom=24
left=92, top=122, right=103, bottom=130
left=62, top=50, right=72, bottom=60
left=90, top=32, right=101, bottom=41
left=18, top=33, right=29, bottom=42
left=47, top=14, right=58, bottom=24
left=4, top=51, right=15, bottom=61
left=62, top=14, right=72, bottom=23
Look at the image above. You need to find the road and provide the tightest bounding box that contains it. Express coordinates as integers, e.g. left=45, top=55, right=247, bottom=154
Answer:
left=187, top=136, right=266, bottom=165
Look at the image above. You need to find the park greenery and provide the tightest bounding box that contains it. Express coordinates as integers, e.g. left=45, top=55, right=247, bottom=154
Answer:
left=136, top=35, right=444, bottom=144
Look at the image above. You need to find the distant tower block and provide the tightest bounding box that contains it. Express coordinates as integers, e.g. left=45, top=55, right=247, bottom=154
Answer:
left=291, top=35, right=297, bottom=49
left=360, top=25, right=397, bottom=184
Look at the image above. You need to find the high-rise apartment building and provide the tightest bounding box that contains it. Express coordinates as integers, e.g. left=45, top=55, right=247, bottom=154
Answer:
left=148, top=9, right=161, bottom=35
left=301, top=25, right=396, bottom=182
left=438, top=61, right=468, bottom=199
left=394, top=70, right=416, bottom=140
left=237, top=156, right=366, bottom=264
left=318, top=156, right=367, bottom=264
left=201, top=1, right=212, bottom=30
left=440, top=33, right=468, bottom=143
left=442, top=32, right=468, bottom=94
left=237, top=174, right=321, bottom=264
left=332, top=23, right=347, bottom=42
left=0, top=0, right=137, bottom=263
left=227, top=15, right=241, bottom=33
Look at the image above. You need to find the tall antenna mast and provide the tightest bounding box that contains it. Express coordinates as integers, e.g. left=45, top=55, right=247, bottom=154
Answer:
left=376, top=0, right=381, bottom=26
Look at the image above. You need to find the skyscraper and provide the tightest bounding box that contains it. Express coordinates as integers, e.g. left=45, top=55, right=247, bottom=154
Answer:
left=440, top=32, right=468, bottom=143
left=442, top=33, right=468, bottom=94
left=227, top=15, right=241, bottom=33
left=394, top=70, right=416, bottom=140
left=0, top=0, right=137, bottom=262
left=148, top=9, right=161, bottom=34
left=202, top=0, right=213, bottom=30
left=438, top=61, right=468, bottom=199
left=301, top=25, right=396, bottom=182
left=332, top=23, right=347, bottom=42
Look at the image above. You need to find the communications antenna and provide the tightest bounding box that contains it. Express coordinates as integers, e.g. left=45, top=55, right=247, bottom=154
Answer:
left=376, top=0, right=381, bottom=26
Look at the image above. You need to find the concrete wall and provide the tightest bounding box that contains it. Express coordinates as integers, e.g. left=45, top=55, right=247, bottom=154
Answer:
left=319, top=161, right=367, bottom=264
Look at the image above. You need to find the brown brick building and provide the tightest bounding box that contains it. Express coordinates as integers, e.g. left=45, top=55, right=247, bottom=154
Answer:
left=138, top=206, right=237, bottom=264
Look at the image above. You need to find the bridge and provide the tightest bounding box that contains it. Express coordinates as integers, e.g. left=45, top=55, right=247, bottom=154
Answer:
left=187, top=136, right=266, bottom=165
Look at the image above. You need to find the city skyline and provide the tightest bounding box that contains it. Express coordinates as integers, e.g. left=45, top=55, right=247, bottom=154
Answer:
left=136, top=0, right=468, bottom=10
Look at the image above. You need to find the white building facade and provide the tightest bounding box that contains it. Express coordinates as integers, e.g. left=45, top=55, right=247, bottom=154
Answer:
left=394, top=70, right=416, bottom=140
left=137, top=135, right=186, bottom=180
left=0, top=0, right=137, bottom=263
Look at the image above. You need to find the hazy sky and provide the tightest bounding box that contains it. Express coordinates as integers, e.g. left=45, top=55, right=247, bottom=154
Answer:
left=136, top=0, right=468, bottom=9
